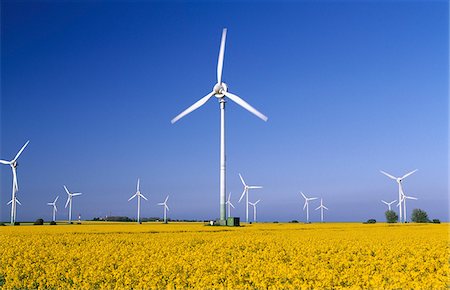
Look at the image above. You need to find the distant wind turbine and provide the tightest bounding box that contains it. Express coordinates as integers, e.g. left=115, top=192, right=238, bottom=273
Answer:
left=64, top=185, right=82, bottom=223
left=300, top=192, right=317, bottom=223
left=128, top=178, right=148, bottom=223
left=157, top=195, right=170, bottom=223
left=171, top=28, right=268, bottom=223
left=47, top=196, right=59, bottom=222
left=226, top=192, right=235, bottom=219
left=0, top=140, right=30, bottom=224
left=398, top=192, right=418, bottom=223
left=314, top=198, right=328, bottom=222
left=238, top=174, right=263, bottom=223
left=249, top=199, right=261, bottom=222
left=381, top=199, right=396, bottom=211
left=380, top=169, right=417, bottom=223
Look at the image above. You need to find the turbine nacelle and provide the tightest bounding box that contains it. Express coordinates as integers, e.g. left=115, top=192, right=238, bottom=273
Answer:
left=213, top=82, right=228, bottom=98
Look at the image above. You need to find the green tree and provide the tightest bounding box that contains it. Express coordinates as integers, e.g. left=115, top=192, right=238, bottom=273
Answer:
left=411, top=208, right=429, bottom=223
left=385, top=210, right=398, bottom=223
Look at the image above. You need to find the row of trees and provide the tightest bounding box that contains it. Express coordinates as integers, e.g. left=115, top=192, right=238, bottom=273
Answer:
left=385, top=208, right=438, bottom=223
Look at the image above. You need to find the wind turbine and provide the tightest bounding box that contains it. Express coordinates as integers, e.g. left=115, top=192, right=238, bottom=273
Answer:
left=380, top=169, right=417, bottom=223
left=64, top=185, right=82, bottom=223
left=381, top=199, right=396, bottom=211
left=300, top=192, right=317, bottom=223
left=47, top=196, right=59, bottom=222
left=314, top=198, right=328, bottom=222
left=398, top=193, right=418, bottom=223
left=157, top=195, right=170, bottom=223
left=226, top=192, right=235, bottom=219
left=248, top=199, right=261, bottom=222
left=238, top=174, right=263, bottom=223
left=128, top=178, right=148, bottom=223
left=0, top=140, right=30, bottom=224
left=171, top=28, right=268, bottom=223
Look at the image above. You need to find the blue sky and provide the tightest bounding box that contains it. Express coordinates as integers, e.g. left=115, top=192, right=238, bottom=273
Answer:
left=1, top=0, right=448, bottom=222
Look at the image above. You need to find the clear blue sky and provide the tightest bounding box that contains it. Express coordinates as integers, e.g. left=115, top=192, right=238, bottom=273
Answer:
left=1, top=0, right=448, bottom=222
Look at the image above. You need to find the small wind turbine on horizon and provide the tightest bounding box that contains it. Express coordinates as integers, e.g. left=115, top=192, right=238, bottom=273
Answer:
left=128, top=178, right=148, bottom=223
left=226, top=192, right=235, bottom=219
left=0, top=140, right=30, bottom=224
left=238, top=174, right=263, bottom=223
left=314, top=198, right=328, bottom=223
left=381, top=199, right=396, bottom=211
left=157, top=195, right=170, bottom=223
left=171, top=28, right=268, bottom=223
left=398, top=192, right=418, bottom=223
left=248, top=199, right=261, bottom=222
left=380, top=169, right=417, bottom=223
left=47, top=196, right=59, bottom=222
left=300, top=192, right=317, bottom=223
left=64, top=185, right=82, bottom=223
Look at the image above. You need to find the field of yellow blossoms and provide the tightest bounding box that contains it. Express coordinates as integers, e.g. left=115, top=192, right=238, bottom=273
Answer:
left=0, top=222, right=448, bottom=289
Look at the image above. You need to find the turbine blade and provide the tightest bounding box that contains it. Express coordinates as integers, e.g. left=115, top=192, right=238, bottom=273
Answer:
left=239, top=173, right=246, bottom=187
left=12, top=167, right=18, bottom=192
left=315, top=206, right=320, bottom=210
left=72, top=193, right=82, bottom=196
left=63, top=185, right=70, bottom=195
left=380, top=170, right=397, bottom=180
left=238, top=189, right=246, bottom=203
left=217, top=28, right=227, bottom=84
left=230, top=203, right=235, bottom=209
left=13, top=140, right=30, bottom=162
left=249, top=186, right=262, bottom=189
left=0, top=160, right=11, bottom=165
left=54, top=205, right=58, bottom=212
left=15, top=199, right=22, bottom=206
left=323, top=206, right=329, bottom=210
left=405, top=196, right=418, bottom=200
left=254, top=199, right=260, bottom=205
left=54, top=196, right=59, bottom=203
left=223, top=91, right=268, bottom=122
left=157, top=203, right=164, bottom=205
left=300, top=192, right=307, bottom=200
left=171, top=92, right=215, bottom=124
left=401, top=169, right=418, bottom=180
left=308, top=197, right=318, bottom=201
left=227, top=192, right=231, bottom=202
left=137, top=178, right=140, bottom=192
left=65, top=197, right=70, bottom=208
left=7, top=200, right=12, bottom=205
left=140, top=194, right=148, bottom=201
left=165, top=195, right=169, bottom=203
left=165, top=205, right=170, bottom=211
left=47, top=203, right=53, bottom=205
left=381, top=200, right=388, bottom=205
left=248, top=202, right=255, bottom=206
left=128, top=194, right=137, bottom=201
left=303, top=201, right=307, bottom=210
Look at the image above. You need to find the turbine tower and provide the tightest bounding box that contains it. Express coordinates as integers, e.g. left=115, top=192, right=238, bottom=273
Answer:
left=171, top=29, right=268, bottom=223
left=238, top=174, right=263, bottom=223
left=128, top=178, right=148, bottom=223
left=381, top=199, right=396, bottom=211
left=226, top=192, right=235, bottom=219
left=380, top=169, right=417, bottom=223
left=300, top=192, right=317, bottom=223
left=249, top=199, right=261, bottom=222
left=0, top=141, right=30, bottom=224
left=157, top=195, right=170, bottom=223
left=47, top=196, right=59, bottom=222
left=398, top=192, right=418, bottom=223
left=64, top=185, right=82, bottom=223
left=314, top=198, right=328, bottom=222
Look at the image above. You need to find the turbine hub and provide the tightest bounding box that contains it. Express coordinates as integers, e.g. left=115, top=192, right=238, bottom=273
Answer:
left=213, top=82, right=228, bottom=98
left=12, top=161, right=18, bottom=168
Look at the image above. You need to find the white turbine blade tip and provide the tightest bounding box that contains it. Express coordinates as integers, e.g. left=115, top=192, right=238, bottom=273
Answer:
left=224, top=92, right=268, bottom=122
left=171, top=92, right=215, bottom=124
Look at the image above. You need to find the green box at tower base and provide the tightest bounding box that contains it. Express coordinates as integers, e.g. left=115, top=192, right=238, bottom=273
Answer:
left=227, top=217, right=240, bottom=226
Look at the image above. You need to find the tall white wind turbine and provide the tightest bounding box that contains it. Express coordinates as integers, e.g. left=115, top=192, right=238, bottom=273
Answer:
left=238, top=174, right=263, bottom=223
left=381, top=199, right=396, bottom=211
left=314, top=198, right=328, bottom=222
left=64, top=185, right=82, bottom=223
left=47, top=196, right=59, bottom=222
left=157, top=195, right=170, bottom=223
left=0, top=140, right=30, bottom=224
left=226, top=192, right=235, bottom=219
left=248, top=199, right=261, bottom=222
left=171, top=28, right=268, bottom=223
left=380, top=169, right=417, bottom=223
left=398, top=192, right=418, bottom=223
left=128, top=178, right=148, bottom=223
left=300, top=192, right=317, bottom=223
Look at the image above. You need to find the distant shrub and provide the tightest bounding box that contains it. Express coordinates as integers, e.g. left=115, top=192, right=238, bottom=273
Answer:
left=385, top=210, right=398, bottom=223
left=366, top=219, right=376, bottom=224
left=34, top=219, right=44, bottom=225
left=273, top=221, right=279, bottom=223
left=50, top=221, right=57, bottom=225
left=432, top=219, right=441, bottom=224
left=0, top=223, right=5, bottom=226
left=14, top=222, right=20, bottom=226
left=411, top=209, right=429, bottom=223
left=290, top=220, right=299, bottom=223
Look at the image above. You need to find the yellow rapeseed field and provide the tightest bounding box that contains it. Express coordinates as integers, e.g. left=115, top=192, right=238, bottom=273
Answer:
left=0, top=222, right=448, bottom=289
